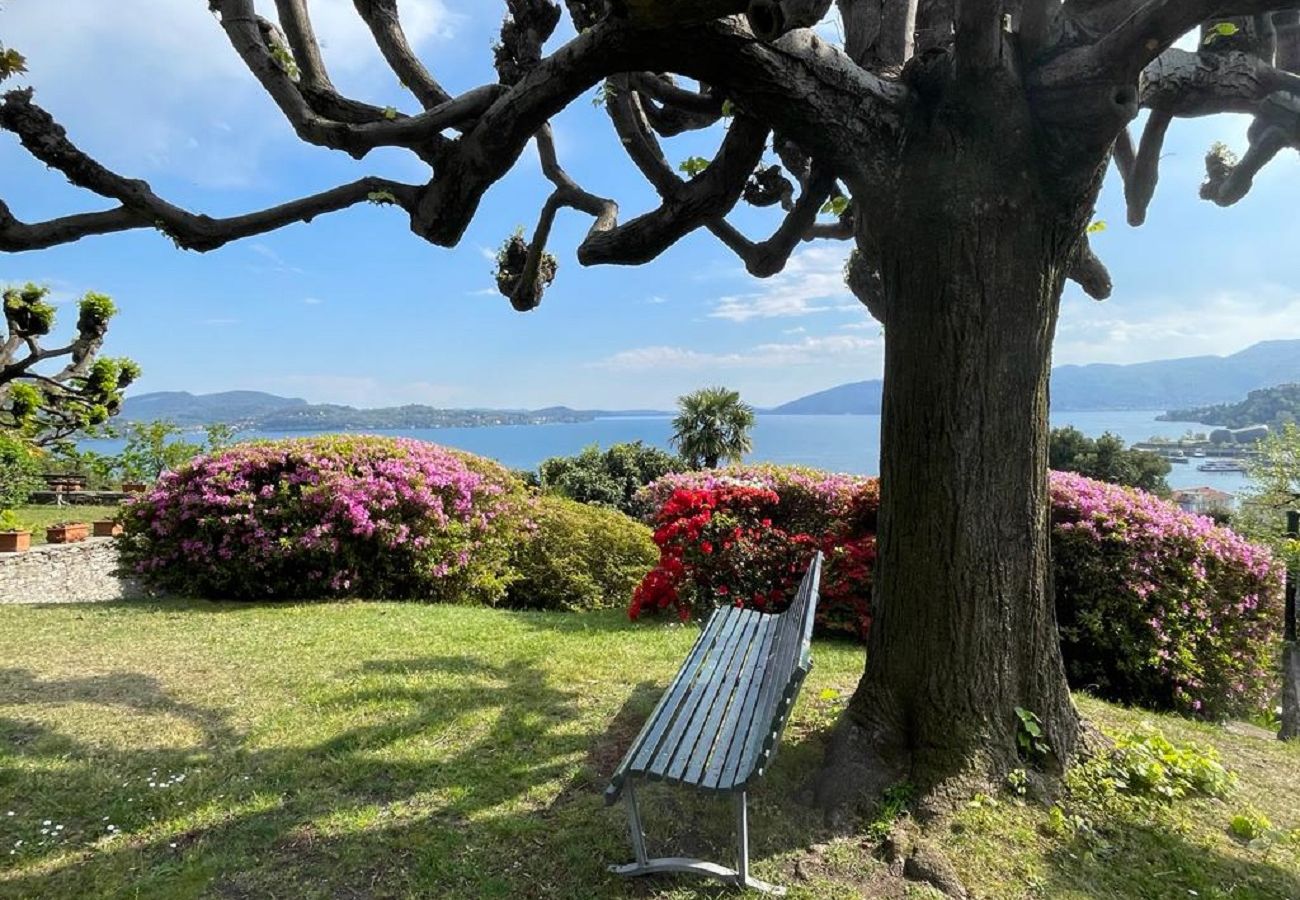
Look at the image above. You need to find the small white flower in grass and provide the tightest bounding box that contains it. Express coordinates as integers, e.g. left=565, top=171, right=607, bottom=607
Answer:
left=41, top=820, right=50, bottom=826
left=5, top=811, right=12, bottom=816
left=169, top=843, right=177, bottom=849
left=40, top=829, right=48, bottom=835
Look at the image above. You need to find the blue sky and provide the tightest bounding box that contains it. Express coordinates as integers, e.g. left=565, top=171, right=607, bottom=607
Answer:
left=1, top=2, right=1298, bottom=410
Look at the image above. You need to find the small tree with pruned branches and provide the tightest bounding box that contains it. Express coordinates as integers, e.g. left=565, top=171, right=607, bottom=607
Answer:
left=0, top=284, right=139, bottom=445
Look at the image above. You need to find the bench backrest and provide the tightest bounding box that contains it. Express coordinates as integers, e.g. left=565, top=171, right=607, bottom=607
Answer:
left=737, top=550, right=822, bottom=785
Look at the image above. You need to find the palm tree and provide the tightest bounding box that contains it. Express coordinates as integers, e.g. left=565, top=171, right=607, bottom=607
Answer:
left=671, top=387, right=755, bottom=470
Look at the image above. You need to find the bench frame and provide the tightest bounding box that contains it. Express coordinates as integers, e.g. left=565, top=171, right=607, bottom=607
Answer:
left=606, top=552, right=823, bottom=896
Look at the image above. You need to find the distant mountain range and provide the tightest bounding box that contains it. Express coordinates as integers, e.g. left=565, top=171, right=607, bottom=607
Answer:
left=772, top=340, right=1300, bottom=415
left=123, top=340, right=1300, bottom=427
left=119, top=391, right=670, bottom=430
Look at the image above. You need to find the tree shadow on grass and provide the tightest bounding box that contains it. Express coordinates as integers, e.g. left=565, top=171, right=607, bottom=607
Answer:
left=0, top=653, right=703, bottom=898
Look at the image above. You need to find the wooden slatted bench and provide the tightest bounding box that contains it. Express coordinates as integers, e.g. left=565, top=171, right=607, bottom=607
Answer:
left=605, top=551, right=823, bottom=896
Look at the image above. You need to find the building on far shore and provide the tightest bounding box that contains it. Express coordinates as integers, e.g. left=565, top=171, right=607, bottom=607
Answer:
left=1171, top=486, right=1237, bottom=516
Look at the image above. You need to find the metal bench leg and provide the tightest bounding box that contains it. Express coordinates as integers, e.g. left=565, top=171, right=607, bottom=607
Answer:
left=608, top=784, right=786, bottom=895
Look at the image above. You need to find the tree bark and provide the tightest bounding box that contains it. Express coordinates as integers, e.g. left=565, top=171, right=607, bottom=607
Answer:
left=819, top=79, right=1090, bottom=809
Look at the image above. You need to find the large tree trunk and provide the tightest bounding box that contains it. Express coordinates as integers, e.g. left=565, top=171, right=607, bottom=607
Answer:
left=820, top=78, right=1097, bottom=809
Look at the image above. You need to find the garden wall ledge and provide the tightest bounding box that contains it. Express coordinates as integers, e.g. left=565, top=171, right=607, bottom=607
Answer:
left=0, top=538, right=155, bottom=605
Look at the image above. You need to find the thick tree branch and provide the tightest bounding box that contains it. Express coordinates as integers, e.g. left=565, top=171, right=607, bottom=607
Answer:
left=412, top=18, right=906, bottom=247
left=708, top=164, right=841, bottom=276
left=1124, top=108, right=1171, bottom=225
left=353, top=0, right=453, bottom=108
left=956, top=0, right=1005, bottom=73
left=1066, top=232, right=1112, bottom=298
left=0, top=89, right=417, bottom=252
left=1085, top=0, right=1300, bottom=80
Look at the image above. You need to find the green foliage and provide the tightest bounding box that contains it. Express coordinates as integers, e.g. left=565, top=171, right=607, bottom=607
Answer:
left=367, top=190, right=399, bottom=205
left=381, top=105, right=398, bottom=120
left=1051, top=726, right=1236, bottom=844
left=0, top=431, right=42, bottom=510
left=1235, top=422, right=1300, bottom=569
left=677, top=156, right=710, bottom=177
left=1202, top=20, right=1241, bottom=44
left=1086, top=219, right=1107, bottom=234
left=0, top=44, right=27, bottom=82
left=1014, top=707, right=1051, bottom=761
left=820, top=195, right=850, bottom=217
left=670, top=386, right=756, bottom=469
left=117, top=421, right=203, bottom=481
left=504, top=494, right=658, bottom=611
left=3, top=283, right=56, bottom=336
left=865, top=782, right=916, bottom=841
left=1165, top=383, right=1300, bottom=430
left=0, top=508, right=24, bottom=532
left=1228, top=807, right=1272, bottom=841
left=537, top=441, right=682, bottom=515
left=76, top=292, right=118, bottom=332
left=203, top=423, right=238, bottom=453
left=1049, top=426, right=1171, bottom=494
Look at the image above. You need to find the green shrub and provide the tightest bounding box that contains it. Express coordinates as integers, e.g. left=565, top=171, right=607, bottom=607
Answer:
left=0, top=431, right=41, bottom=508
left=538, top=441, right=682, bottom=516
left=506, top=494, right=657, bottom=611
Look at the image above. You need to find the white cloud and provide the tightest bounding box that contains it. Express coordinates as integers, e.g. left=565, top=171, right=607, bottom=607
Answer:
left=592, top=333, right=882, bottom=372
left=710, top=246, right=858, bottom=321
left=2, top=0, right=454, bottom=186
left=302, top=297, right=325, bottom=305
left=1056, top=285, right=1300, bottom=365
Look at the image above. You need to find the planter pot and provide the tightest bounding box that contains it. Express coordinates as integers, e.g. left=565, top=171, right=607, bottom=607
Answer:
left=46, top=523, right=90, bottom=544
left=0, top=531, right=31, bottom=553
left=121, top=482, right=148, bottom=494
left=93, top=521, right=123, bottom=538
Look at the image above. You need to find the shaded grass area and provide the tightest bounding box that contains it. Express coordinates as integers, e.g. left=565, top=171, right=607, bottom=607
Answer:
left=12, top=506, right=120, bottom=545
left=0, top=600, right=1296, bottom=898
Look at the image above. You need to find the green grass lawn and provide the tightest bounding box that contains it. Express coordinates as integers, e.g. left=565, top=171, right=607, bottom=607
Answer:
left=12, top=506, right=120, bottom=545
left=0, top=601, right=1297, bottom=899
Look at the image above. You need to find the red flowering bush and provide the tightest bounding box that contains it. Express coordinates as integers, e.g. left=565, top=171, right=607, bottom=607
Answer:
left=633, top=466, right=1284, bottom=719
left=631, top=469, right=877, bottom=637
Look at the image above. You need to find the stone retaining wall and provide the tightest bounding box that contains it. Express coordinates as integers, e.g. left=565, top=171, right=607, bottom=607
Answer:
left=0, top=538, right=150, bottom=604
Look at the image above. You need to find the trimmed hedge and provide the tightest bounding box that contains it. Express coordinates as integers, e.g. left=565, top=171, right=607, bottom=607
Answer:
left=505, top=494, right=657, bottom=611
left=120, top=435, right=528, bottom=603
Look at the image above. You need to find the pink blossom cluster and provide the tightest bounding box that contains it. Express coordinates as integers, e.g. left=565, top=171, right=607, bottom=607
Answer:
left=120, top=435, right=526, bottom=602
left=1050, top=470, right=1284, bottom=719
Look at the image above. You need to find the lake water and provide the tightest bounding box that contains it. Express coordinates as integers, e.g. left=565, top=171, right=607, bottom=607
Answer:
left=92, top=409, right=1248, bottom=494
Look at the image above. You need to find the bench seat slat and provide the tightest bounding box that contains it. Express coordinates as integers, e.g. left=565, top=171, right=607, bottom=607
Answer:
left=605, top=611, right=731, bottom=801
left=718, top=562, right=819, bottom=790
left=694, top=613, right=778, bottom=790
left=643, top=608, right=751, bottom=779
left=668, top=610, right=767, bottom=784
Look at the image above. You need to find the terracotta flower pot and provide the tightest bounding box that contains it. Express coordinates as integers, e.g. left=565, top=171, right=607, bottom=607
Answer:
left=121, top=482, right=148, bottom=494
left=0, top=531, right=31, bottom=553
left=93, top=521, right=123, bottom=538
left=46, top=523, right=90, bottom=544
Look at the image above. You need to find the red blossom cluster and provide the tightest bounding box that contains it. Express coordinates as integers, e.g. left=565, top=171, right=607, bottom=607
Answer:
left=631, top=479, right=877, bottom=637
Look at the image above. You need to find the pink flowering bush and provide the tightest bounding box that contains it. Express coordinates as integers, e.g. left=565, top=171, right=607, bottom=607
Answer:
left=1051, top=471, right=1284, bottom=720
left=119, top=435, right=528, bottom=602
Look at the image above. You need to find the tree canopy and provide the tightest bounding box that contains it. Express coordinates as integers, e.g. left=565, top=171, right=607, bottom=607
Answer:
left=1049, top=426, right=1172, bottom=494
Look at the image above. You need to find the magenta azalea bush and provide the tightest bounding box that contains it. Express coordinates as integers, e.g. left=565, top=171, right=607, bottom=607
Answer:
left=1050, top=471, right=1285, bottom=720
left=120, top=435, right=528, bottom=602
